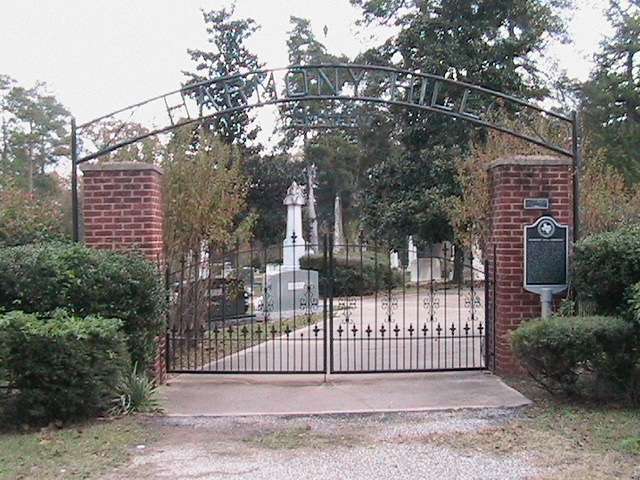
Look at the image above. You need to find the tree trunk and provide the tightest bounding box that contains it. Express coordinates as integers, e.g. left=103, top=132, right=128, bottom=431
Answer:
left=452, top=244, right=465, bottom=284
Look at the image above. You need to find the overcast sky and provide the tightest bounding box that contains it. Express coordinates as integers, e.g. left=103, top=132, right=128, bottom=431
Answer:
left=1, top=0, right=611, bottom=148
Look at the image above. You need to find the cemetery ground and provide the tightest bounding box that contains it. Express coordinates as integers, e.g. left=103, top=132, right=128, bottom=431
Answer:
left=2, top=378, right=639, bottom=479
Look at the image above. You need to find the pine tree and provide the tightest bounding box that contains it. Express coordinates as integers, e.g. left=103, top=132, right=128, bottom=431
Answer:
left=184, top=6, right=263, bottom=146
left=581, top=0, right=640, bottom=182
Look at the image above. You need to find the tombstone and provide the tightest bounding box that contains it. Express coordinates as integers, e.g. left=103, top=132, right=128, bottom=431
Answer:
left=408, top=240, right=444, bottom=283
left=333, top=195, right=346, bottom=252
left=264, top=181, right=319, bottom=314
left=389, top=250, right=400, bottom=269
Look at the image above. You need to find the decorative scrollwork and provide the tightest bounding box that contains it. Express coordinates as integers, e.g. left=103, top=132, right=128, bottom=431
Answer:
left=299, top=284, right=320, bottom=318
left=381, top=292, right=398, bottom=321
left=337, top=296, right=357, bottom=322
left=423, top=291, right=440, bottom=322
left=257, top=284, right=274, bottom=320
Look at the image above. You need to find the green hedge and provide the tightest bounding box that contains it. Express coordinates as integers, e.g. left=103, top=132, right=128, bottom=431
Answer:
left=574, top=225, right=640, bottom=314
left=0, top=243, right=165, bottom=370
left=300, top=254, right=404, bottom=297
left=512, top=316, right=639, bottom=401
left=0, top=310, right=129, bottom=423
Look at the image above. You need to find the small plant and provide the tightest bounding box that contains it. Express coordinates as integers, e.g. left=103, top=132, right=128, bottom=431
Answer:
left=110, top=363, right=162, bottom=416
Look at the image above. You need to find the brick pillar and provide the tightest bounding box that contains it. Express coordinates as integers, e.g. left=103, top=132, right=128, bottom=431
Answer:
left=487, top=156, right=574, bottom=374
left=80, top=162, right=166, bottom=382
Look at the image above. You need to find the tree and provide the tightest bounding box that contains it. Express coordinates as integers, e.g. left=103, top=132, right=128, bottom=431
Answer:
left=162, top=127, right=250, bottom=263
left=277, top=16, right=351, bottom=150
left=184, top=5, right=263, bottom=147
left=361, top=146, right=461, bottom=248
left=244, top=153, right=304, bottom=246
left=0, top=79, right=70, bottom=193
left=84, top=119, right=163, bottom=165
left=580, top=0, right=640, bottom=182
left=351, top=0, right=571, bottom=249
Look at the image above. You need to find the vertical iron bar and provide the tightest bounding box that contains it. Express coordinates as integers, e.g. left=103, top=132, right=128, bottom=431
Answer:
left=329, top=236, right=335, bottom=373
left=572, top=110, right=581, bottom=244
left=71, top=118, right=80, bottom=242
left=322, top=235, right=328, bottom=375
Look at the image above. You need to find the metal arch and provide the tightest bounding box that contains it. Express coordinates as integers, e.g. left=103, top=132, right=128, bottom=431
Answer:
left=70, top=63, right=580, bottom=240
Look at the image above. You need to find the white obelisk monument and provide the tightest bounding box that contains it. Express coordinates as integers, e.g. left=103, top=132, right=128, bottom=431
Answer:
left=282, top=181, right=306, bottom=270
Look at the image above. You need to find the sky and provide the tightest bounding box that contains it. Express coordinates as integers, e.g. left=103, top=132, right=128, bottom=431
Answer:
left=0, top=0, right=612, bottom=150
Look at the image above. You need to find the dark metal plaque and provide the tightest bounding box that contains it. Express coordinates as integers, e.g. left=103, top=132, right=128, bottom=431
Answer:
left=524, top=216, right=568, bottom=294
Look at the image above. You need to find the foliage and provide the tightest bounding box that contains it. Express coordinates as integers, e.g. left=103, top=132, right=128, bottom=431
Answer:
left=244, top=153, right=304, bottom=245
left=627, top=281, right=640, bottom=325
left=450, top=114, right=570, bottom=249
left=110, top=363, right=162, bottom=416
left=0, top=242, right=165, bottom=370
left=0, top=75, right=70, bottom=193
left=0, top=184, right=68, bottom=247
left=163, top=127, right=251, bottom=261
left=512, top=315, right=640, bottom=401
left=579, top=146, right=640, bottom=235
left=580, top=0, right=640, bottom=183
left=185, top=5, right=263, bottom=146
left=300, top=253, right=403, bottom=297
left=0, top=310, right=130, bottom=423
left=83, top=119, right=163, bottom=164
left=361, top=146, right=460, bottom=247
left=350, top=0, right=571, bottom=245
left=574, top=224, right=640, bottom=314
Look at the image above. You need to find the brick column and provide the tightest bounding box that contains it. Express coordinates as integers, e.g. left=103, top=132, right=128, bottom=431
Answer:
left=80, top=162, right=166, bottom=382
left=487, top=156, right=574, bottom=374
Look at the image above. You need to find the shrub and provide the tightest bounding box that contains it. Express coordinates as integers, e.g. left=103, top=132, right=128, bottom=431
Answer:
left=1, top=310, right=129, bottom=423
left=0, top=186, right=68, bottom=247
left=300, top=254, right=404, bottom=297
left=627, top=282, right=640, bottom=326
left=574, top=225, right=640, bottom=314
left=0, top=242, right=165, bottom=370
left=512, top=316, right=639, bottom=401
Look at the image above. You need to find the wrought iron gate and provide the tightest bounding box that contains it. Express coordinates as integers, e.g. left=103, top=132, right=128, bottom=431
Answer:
left=165, top=238, right=493, bottom=374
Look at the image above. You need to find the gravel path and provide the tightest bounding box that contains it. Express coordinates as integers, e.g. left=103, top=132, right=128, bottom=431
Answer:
left=103, top=408, right=546, bottom=480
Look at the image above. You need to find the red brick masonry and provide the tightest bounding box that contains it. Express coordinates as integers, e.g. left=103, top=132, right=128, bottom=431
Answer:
left=487, top=156, right=574, bottom=374
left=80, top=162, right=166, bottom=383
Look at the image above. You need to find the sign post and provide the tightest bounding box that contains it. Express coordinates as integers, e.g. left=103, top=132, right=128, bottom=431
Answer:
left=524, top=216, right=569, bottom=317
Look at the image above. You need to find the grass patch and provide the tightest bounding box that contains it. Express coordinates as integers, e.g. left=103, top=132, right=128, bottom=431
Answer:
left=244, top=426, right=358, bottom=451
left=0, top=417, right=154, bottom=480
left=426, top=377, right=640, bottom=479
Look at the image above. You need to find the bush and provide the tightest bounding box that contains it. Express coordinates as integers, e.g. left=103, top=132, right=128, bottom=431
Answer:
left=512, top=316, right=639, bottom=401
left=627, top=282, right=640, bottom=326
left=0, top=242, right=165, bottom=370
left=574, top=225, right=640, bottom=314
left=0, top=187, right=68, bottom=247
left=1, top=310, right=129, bottom=423
left=300, top=254, right=404, bottom=297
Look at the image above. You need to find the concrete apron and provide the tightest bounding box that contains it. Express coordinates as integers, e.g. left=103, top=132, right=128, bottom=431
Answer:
left=160, top=371, right=531, bottom=417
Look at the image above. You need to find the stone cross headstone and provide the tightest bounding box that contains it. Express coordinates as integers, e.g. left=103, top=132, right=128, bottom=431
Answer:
left=333, top=195, right=346, bottom=251
left=283, top=181, right=307, bottom=269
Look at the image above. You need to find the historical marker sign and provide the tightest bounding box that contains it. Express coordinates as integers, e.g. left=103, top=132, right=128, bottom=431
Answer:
left=524, top=216, right=569, bottom=295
